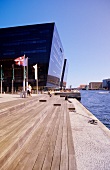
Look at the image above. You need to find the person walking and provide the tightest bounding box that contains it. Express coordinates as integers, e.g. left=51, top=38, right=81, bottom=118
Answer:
left=27, top=84, right=32, bottom=96
left=27, top=85, right=30, bottom=96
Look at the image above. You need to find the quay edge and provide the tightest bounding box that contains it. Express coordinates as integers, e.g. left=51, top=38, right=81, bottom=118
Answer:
left=69, top=98, right=110, bottom=170
left=54, top=91, right=81, bottom=101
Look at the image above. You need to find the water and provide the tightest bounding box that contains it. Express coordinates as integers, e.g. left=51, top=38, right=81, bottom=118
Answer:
left=80, top=90, right=110, bottom=130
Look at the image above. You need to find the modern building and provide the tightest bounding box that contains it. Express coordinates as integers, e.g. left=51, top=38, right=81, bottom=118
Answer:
left=89, top=82, right=102, bottom=90
left=0, top=23, right=67, bottom=92
left=102, top=79, right=110, bottom=90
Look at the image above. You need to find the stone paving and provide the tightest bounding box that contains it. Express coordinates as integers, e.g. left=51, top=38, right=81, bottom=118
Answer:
left=0, top=93, right=37, bottom=103
left=69, top=98, right=110, bottom=170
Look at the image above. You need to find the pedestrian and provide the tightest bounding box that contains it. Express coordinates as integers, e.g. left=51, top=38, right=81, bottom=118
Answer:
left=27, top=84, right=32, bottom=96
left=27, top=86, right=30, bottom=96
left=48, top=90, right=52, bottom=97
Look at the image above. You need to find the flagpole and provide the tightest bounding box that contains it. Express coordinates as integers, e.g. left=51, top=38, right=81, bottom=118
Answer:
left=12, top=64, right=14, bottom=94
left=26, top=57, right=28, bottom=93
left=1, top=65, right=2, bottom=94
left=37, top=65, right=38, bottom=94
left=23, top=54, right=25, bottom=92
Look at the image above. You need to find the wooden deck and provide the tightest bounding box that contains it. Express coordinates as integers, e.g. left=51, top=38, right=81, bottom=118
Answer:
left=0, top=94, right=77, bottom=170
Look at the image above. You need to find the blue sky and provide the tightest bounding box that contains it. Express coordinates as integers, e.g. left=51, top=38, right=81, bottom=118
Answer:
left=0, top=0, right=110, bottom=87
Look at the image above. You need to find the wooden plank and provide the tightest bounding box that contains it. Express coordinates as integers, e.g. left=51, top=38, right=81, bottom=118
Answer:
left=1, top=96, right=77, bottom=170
left=4, top=98, right=57, bottom=169
left=0, top=112, right=39, bottom=168
left=0, top=103, right=41, bottom=145
left=42, top=106, right=61, bottom=170
left=0, top=100, right=49, bottom=169
left=66, top=106, right=77, bottom=170
left=32, top=107, right=59, bottom=170
left=51, top=100, right=64, bottom=170
left=60, top=101, right=68, bottom=170
left=0, top=100, right=46, bottom=141
left=0, top=100, right=43, bottom=133
left=18, top=107, right=57, bottom=170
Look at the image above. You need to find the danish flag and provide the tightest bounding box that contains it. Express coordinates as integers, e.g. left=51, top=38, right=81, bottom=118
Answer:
left=14, top=56, right=27, bottom=66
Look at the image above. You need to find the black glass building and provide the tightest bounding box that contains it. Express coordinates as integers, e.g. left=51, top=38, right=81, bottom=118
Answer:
left=0, top=22, right=67, bottom=92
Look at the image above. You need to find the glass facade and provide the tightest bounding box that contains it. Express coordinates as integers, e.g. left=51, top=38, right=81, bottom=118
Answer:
left=0, top=23, right=67, bottom=92
left=47, top=25, right=64, bottom=88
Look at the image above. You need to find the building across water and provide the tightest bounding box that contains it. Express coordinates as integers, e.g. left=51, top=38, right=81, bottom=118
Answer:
left=89, top=82, right=102, bottom=90
left=102, top=79, right=110, bottom=90
left=0, top=23, right=68, bottom=92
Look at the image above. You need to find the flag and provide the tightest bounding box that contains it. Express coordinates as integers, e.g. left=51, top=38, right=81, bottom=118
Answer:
left=14, top=56, right=25, bottom=66
left=33, top=64, right=37, bottom=80
left=23, top=57, right=28, bottom=66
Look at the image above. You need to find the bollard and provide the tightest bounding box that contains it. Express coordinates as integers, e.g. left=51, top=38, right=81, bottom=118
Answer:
left=20, top=92, right=23, bottom=98
left=20, top=91, right=27, bottom=98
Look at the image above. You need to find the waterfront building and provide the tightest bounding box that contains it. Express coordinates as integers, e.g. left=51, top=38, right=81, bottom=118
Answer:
left=102, top=79, right=110, bottom=90
left=78, top=84, right=87, bottom=90
left=0, top=23, right=67, bottom=92
left=89, top=82, right=102, bottom=90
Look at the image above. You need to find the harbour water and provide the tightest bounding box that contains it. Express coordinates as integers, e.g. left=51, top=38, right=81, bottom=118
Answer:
left=81, top=90, right=110, bottom=130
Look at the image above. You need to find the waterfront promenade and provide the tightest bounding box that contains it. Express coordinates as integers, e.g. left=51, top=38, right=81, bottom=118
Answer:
left=0, top=93, right=110, bottom=170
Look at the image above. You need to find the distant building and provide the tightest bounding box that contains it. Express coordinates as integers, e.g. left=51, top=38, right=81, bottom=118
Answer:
left=78, top=84, right=87, bottom=90
left=102, top=79, right=110, bottom=90
left=89, top=82, right=102, bottom=90
left=0, top=23, right=67, bottom=92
